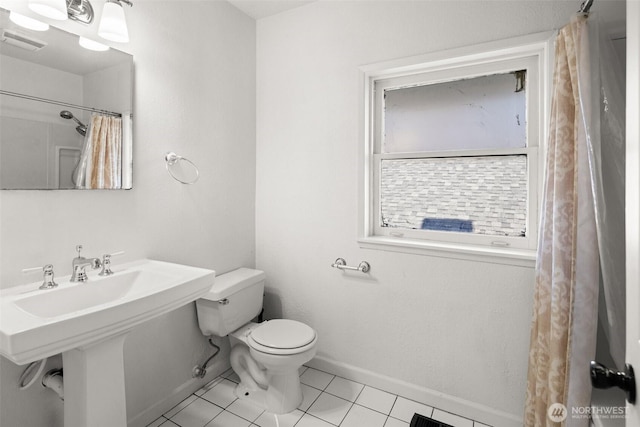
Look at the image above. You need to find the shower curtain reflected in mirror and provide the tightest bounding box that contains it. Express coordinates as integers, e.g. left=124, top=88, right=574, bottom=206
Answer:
left=74, top=114, right=123, bottom=189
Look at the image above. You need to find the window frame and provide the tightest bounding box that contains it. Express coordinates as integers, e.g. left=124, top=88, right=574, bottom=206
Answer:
left=358, top=32, right=556, bottom=265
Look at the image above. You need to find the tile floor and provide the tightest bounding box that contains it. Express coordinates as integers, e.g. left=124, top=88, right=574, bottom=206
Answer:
left=146, top=366, right=491, bottom=427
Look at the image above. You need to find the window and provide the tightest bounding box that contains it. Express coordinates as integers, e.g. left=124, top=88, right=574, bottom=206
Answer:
left=360, top=33, right=554, bottom=261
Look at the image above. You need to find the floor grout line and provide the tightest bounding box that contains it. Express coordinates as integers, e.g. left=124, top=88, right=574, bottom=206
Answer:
left=151, top=365, right=490, bottom=427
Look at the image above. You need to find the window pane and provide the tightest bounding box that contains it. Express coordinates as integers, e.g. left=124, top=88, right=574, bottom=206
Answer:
left=383, top=72, right=526, bottom=153
left=380, top=156, right=527, bottom=237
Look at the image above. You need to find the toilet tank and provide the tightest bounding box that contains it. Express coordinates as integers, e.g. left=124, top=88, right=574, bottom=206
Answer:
left=195, top=268, right=265, bottom=337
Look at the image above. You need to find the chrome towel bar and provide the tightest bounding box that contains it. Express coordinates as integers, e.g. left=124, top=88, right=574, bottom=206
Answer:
left=331, top=258, right=370, bottom=273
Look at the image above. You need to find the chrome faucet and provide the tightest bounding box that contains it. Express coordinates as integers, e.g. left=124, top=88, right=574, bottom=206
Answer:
left=71, top=245, right=101, bottom=282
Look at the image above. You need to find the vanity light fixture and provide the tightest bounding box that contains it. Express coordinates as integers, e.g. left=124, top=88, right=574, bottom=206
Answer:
left=27, top=0, right=96, bottom=23
left=25, top=0, right=133, bottom=43
left=23, top=0, right=133, bottom=48
left=79, top=36, right=109, bottom=51
left=98, top=0, right=132, bottom=43
left=28, top=0, right=68, bottom=20
left=9, top=11, right=50, bottom=31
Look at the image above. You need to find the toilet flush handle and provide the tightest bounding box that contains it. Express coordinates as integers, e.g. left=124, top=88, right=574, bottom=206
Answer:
left=218, top=298, right=229, bottom=305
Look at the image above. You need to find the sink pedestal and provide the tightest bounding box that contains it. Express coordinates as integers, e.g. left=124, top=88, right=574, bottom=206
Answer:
left=62, top=331, right=131, bottom=427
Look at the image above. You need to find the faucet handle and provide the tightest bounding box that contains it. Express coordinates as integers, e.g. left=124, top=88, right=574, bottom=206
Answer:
left=41, top=265, right=58, bottom=289
left=76, top=245, right=83, bottom=258
left=22, top=265, right=45, bottom=274
left=22, top=264, right=58, bottom=290
left=99, top=251, right=124, bottom=276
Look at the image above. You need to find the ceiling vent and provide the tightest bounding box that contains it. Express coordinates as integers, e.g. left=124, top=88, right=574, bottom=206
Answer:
left=1, top=29, right=47, bottom=51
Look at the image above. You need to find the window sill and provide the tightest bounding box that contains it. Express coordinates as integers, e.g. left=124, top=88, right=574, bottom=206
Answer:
left=358, top=236, right=537, bottom=267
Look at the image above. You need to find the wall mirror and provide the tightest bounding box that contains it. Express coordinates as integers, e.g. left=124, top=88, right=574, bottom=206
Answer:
left=0, top=7, right=133, bottom=190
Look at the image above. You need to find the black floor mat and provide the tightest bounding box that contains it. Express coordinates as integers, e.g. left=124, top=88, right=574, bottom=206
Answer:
left=410, top=413, right=455, bottom=427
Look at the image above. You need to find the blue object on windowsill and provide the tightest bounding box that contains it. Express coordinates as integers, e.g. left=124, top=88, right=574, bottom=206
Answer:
left=421, top=218, right=473, bottom=232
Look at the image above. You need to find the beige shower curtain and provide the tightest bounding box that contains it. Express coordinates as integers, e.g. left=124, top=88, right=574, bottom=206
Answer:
left=524, top=16, right=599, bottom=427
left=75, top=114, right=122, bottom=189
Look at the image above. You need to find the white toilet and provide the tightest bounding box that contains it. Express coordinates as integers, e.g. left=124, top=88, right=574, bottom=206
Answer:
left=195, top=268, right=318, bottom=414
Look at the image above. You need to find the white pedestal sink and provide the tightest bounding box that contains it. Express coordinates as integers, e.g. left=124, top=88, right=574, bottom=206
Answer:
left=0, top=259, right=215, bottom=427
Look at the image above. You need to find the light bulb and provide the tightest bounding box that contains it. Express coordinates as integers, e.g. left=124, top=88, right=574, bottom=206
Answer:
left=28, top=0, right=68, bottom=20
left=98, top=1, right=129, bottom=43
left=9, top=11, right=50, bottom=31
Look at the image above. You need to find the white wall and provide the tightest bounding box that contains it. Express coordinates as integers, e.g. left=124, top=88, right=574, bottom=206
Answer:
left=255, top=0, right=622, bottom=423
left=0, top=1, right=255, bottom=426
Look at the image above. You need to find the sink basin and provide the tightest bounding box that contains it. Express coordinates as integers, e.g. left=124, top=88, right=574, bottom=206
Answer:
left=15, top=271, right=134, bottom=318
left=0, top=259, right=215, bottom=365
left=15, top=270, right=172, bottom=319
left=1, top=258, right=215, bottom=427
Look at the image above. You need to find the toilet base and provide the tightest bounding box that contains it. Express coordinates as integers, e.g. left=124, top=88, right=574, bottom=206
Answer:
left=264, top=369, right=304, bottom=414
left=234, top=369, right=304, bottom=414
left=234, top=381, right=267, bottom=408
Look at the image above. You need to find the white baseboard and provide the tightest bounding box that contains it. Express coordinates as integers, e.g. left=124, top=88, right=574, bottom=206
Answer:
left=307, top=355, right=523, bottom=427
left=127, top=362, right=231, bottom=427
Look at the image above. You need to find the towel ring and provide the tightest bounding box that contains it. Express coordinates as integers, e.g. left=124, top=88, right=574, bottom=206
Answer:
left=165, top=152, right=200, bottom=184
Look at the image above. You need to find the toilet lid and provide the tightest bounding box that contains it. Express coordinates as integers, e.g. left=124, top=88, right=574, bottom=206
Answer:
left=250, top=319, right=316, bottom=349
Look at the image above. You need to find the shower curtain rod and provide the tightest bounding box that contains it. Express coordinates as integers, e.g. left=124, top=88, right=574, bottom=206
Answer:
left=0, top=90, right=122, bottom=117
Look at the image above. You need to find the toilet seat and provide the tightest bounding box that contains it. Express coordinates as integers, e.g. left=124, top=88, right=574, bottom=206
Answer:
left=248, top=319, right=317, bottom=355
